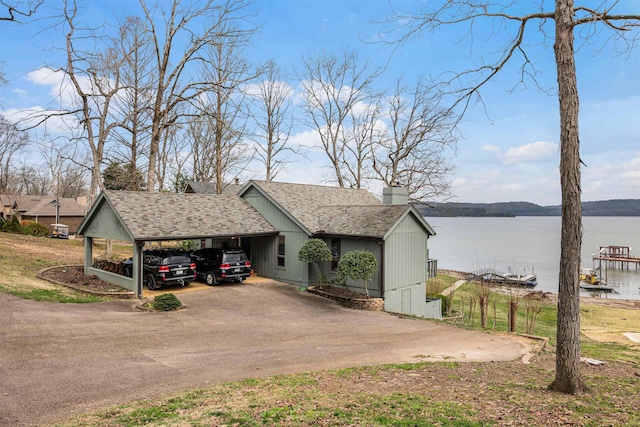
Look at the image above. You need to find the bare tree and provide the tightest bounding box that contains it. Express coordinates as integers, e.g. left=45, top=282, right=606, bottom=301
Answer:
left=0, top=0, right=43, bottom=22
left=0, top=114, right=29, bottom=192
left=140, top=0, right=256, bottom=191
left=109, top=15, right=155, bottom=193
left=41, top=142, right=90, bottom=198
left=14, top=161, right=50, bottom=195
left=61, top=0, right=128, bottom=201
left=299, top=49, right=381, bottom=187
left=373, top=77, right=457, bottom=201
left=187, top=22, right=256, bottom=194
left=340, top=99, right=380, bottom=188
left=248, top=60, right=296, bottom=182
left=381, top=0, right=640, bottom=394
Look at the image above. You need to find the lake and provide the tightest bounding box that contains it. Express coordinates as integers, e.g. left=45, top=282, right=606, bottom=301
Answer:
left=425, top=216, right=640, bottom=300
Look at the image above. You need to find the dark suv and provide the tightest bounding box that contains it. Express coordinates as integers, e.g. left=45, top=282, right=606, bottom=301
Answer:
left=190, top=248, right=251, bottom=285
left=123, top=250, right=196, bottom=290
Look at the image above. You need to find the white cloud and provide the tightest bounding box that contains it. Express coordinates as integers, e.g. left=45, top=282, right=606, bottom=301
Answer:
left=481, top=144, right=500, bottom=152
left=288, top=128, right=324, bottom=152
left=11, top=88, right=27, bottom=98
left=500, top=141, right=558, bottom=165
left=1, top=106, right=79, bottom=134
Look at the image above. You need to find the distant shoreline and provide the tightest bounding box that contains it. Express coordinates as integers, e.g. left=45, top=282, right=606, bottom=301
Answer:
left=416, top=199, right=640, bottom=217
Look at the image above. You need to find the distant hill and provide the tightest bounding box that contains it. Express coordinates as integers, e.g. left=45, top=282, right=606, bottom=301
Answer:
left=416, top=199, right=640, bottom=217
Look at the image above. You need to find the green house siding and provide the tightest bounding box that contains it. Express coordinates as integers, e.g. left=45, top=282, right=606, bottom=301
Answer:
left=319, top=238, right=382, bottom=297
left=242, top=188, right=310, bottom=285
left=81, top=199, right=132, bottom=241
left=383, top=213, right=436, bottom=318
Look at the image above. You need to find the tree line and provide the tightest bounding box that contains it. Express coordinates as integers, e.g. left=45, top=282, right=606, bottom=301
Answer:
left=0, top=0, right=457, bottom=204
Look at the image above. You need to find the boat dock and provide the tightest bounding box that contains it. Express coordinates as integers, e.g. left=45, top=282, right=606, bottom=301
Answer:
left=592, top=246, right=640, bottom=271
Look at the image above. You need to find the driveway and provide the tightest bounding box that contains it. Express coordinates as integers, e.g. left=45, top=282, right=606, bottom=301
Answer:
left=0, top=278, right=534, bottom=426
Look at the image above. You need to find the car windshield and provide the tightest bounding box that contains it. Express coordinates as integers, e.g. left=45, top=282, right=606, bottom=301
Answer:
left=165, top=255, right=191, bottom=265
left=224, top=253, right=246, bottom=263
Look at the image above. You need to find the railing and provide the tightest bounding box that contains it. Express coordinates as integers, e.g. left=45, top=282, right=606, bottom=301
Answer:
left=426, top=258, right=438, bottom=279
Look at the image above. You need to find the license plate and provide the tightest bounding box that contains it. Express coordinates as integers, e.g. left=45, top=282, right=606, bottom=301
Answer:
left=234, top=268, right=241, bottom=273
left=175, top=269, right=184, bottom=275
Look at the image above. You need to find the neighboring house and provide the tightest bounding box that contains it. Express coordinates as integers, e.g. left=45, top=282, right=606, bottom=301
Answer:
left=0, top=194, right=88, bottom=234
left=77, top=181, right=440, bottom=318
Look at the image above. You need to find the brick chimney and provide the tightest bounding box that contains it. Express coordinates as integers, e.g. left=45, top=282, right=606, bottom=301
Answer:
left=382, top=182, right=408, bottom=205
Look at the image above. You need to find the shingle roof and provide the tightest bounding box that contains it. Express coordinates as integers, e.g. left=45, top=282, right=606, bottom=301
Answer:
left=104, top=190, right=276, bottom=240
left=246, top=181, right=382, bottom=234
left=22, top=197, right=86, bottom=217
left=0, top=195, right=86, bottom=216
left=316, top=205, right=413, bottom=238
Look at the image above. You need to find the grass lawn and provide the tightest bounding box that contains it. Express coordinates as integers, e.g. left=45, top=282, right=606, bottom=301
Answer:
left=2, top=232, right=639, bottom=426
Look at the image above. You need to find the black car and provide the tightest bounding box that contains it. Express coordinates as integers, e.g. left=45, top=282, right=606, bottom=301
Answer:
left=122, top=250, right=196, bottom=290
left=190, top=248, right=251, bottom=285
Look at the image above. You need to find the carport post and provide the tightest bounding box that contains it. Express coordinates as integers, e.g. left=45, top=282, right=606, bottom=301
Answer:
left=134, top=242, right=144, bottom=298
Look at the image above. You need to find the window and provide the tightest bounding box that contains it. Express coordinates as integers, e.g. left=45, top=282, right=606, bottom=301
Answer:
left=330, top=238, right=341, bottom=271
left=276, top=235, right=285, bottom=268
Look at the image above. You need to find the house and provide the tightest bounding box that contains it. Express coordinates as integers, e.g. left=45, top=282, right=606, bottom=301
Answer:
left=238, top=181, right=439, bottom=318
left=0, top=194, right=88, bottom=234
left=77, top=181, right=440, bottom=318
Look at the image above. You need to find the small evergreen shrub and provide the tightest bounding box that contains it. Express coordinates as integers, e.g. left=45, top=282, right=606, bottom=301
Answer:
left=152, top=293, right=182, bottom=311
left=20, top=221, right=50, bottom=237
left=1, top=215, right=21, bottom=233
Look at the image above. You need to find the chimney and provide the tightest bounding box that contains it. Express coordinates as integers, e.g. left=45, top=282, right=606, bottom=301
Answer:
left=383, top=182, right=408, bottom=205
left=235, top=178, right=240, bottom=185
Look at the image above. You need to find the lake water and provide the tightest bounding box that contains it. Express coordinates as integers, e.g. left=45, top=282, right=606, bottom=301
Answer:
left=425, top=216, right=640, bottom=300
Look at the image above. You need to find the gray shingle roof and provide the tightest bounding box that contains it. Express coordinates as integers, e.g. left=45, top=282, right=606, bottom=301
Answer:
left=316, top=205, right=412, bottom=238
left=105, top=190, right=276, bottom=240
left=23, top=197, right=86, bottom=217
left=0, top=195, right=86, bottom=216
left=246, top=181, right=382, bottom=234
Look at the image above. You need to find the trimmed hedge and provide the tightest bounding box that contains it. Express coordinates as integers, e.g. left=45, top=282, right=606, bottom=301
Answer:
left=153, top=293, right=182, bottom=311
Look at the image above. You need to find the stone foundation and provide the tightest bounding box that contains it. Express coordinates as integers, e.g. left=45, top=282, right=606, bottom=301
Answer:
left=307, top=286, right=384, bottom=311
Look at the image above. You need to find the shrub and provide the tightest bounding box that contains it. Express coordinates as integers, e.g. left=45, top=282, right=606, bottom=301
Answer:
left=20, top=220, right=50, bottom=237
left=177, top=239, right=199, bottom=251
left=337, top=250, right=378, bottom=297
left=298, top=238, right=332, bottom=284
left=1, top=215, right=21, bottom=233
left=153, top=293, right=182, bottom=311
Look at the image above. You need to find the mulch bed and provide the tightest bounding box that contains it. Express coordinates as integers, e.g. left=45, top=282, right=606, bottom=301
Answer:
left=310, top=285, right=375, bottom=299
left=39, top=265, right=133, bottom=296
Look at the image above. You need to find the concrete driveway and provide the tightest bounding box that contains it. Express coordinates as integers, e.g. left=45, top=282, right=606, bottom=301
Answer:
left=0, top=278, right=534, bottom=426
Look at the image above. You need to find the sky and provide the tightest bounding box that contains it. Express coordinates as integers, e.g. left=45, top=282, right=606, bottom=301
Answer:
left=0, top=0, right=639, bottom=206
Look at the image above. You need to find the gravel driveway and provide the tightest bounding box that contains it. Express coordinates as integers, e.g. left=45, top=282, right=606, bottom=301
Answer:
left=0, top=278, right=534, bottom=426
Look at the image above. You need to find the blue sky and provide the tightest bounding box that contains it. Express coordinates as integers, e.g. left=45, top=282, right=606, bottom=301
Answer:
left=1, top=0, right=639, bottom=205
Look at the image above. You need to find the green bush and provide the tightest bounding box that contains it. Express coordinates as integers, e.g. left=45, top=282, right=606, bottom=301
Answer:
left=153, top=293, right=182, bottom=311
left=177, top=240, right=199, bottom=251
left=298, top=238, right=333, bottom=284
left=20, top=221, right=50, bottom=237
left=337, top=250, right=378, bottom=296
left=1, top=215, right=21, bottom=233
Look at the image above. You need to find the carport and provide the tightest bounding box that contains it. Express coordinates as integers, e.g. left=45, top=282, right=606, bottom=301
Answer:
left=76, top=190, right=278, bottom=298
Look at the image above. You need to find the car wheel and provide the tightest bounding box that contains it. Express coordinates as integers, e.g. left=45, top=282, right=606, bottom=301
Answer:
left=205, top=271, right=218, bottom=286
left=146, top=274, right=157, bottom=291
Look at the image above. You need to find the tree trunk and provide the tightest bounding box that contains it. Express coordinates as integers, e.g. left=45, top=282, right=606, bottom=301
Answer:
left=479, top=296, right=488, bottom=329
left=509, top=301, right=518, bottom=333
left=549, top=0, right=587, bottom=394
